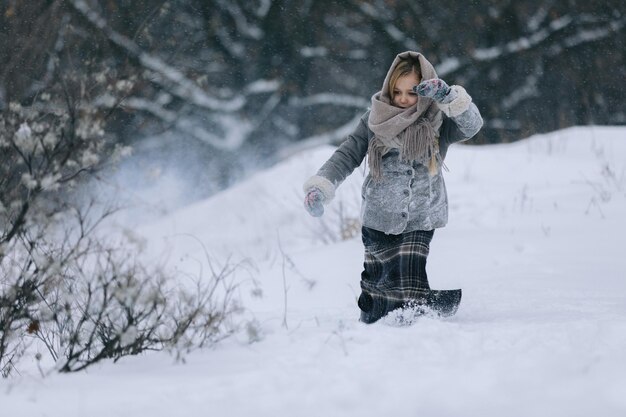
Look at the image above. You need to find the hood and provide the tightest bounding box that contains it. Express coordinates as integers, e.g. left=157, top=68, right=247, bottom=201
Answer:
left=378, top=51, right=439, bottom=105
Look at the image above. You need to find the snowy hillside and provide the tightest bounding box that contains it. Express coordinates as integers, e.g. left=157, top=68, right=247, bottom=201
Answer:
left=3, top=126, right=626, bottom=417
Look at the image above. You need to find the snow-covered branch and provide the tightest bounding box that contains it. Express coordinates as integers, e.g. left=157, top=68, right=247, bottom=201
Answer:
left=254, top=0, right=272, bottom=18
left=122, top=97, right=251, bottom=151
left=24, top=14, right=70, bottom=98
left=105, top=76, right=281, bottom=151
left=436, top=58, right=462, bottom=78
left=527, top=4, right=551, bottom=32
left=502, top=63, right=543, bottom=110
left=484, top=118, right=522, bottom=130
left=561, top=18, right=625, bottom=49
left=277, top=113, right=363, bottom=160
left=68, top=0, right=245, bottom=112
left=215, top=0, right=263, bottom=40
left=244, top=79, right=281, bottom=94
left=473, top=15, right=574, bottom=61
left=290, top=93, right=369, bottom=109
left=354, top=0, right=420, bottom=51
left=439, top=15, right=625, bottom=77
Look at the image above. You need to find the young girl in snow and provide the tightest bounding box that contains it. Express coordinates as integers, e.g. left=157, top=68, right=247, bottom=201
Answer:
left=303, top=51, right=483, bottom=324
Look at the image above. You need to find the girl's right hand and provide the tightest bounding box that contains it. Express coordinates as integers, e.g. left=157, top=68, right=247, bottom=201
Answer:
left=304, top=188, right=325, bottom=217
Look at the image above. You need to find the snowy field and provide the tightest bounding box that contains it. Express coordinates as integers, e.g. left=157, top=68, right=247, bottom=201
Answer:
left=3, top=126, right=626, bottom=416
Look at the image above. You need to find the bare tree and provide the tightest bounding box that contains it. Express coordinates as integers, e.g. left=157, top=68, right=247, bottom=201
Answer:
left=2, top=0, right=624, bottom=159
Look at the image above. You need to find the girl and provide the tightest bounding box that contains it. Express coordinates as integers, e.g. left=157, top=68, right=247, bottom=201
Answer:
left=303, top=51, right=483, bottom=324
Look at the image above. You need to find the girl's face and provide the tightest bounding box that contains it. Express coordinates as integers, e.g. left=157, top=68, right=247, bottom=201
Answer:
left=392, top=73, right=420, bottom=108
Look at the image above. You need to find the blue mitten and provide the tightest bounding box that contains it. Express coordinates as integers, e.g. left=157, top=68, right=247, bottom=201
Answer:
left=414, top=78, right=451, bottom=102
left=304, top=187, right=325, bottom=217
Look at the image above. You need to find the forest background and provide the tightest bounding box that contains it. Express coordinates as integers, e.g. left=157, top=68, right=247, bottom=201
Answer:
left=2, top=0, right=624, bottom=197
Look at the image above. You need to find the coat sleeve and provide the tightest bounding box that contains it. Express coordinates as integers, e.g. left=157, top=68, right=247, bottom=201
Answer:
left=437, top=85, right=483, bottom=145
left=302, top=111, right=370, bottom=203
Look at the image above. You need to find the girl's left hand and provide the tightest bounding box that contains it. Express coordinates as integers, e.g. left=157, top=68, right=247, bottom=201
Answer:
left=413, top=78, right=451, bottom=102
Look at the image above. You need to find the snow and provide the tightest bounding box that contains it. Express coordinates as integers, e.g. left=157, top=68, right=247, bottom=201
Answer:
left=3, top=126, right=626, bottom=416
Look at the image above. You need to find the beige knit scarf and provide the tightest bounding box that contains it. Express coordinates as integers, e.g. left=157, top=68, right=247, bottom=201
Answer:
left=367, top=51, right=443, bottom=179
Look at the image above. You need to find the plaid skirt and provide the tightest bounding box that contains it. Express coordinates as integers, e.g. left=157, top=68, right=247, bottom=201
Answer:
left=358, top=226, right=435, bottom=324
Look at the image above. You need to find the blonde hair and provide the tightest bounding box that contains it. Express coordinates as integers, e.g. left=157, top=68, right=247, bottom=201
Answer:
left=388, top=58, right=422, bottom=99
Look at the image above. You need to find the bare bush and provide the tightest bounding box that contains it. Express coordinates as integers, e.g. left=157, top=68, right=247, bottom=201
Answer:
left=36, top=232, right=238, bottom=373
left=306, top=194, right=361, bottom=245
left=0, top=71, right=240, bottom=376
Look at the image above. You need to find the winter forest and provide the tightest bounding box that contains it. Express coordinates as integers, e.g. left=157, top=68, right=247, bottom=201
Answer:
left=2, top=1, right=626, bottom=416
left=3, top=0, right=625, bottom=187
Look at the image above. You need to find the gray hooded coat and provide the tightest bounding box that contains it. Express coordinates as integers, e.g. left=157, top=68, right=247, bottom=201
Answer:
left=303, top=74, right=483, bottom=235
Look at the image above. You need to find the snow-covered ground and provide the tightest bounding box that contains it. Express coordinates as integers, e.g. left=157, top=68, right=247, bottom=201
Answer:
left=3, top=126, right=626, bottom=416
